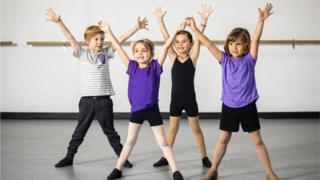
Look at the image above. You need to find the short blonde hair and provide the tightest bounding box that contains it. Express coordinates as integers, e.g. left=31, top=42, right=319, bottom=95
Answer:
left=84, top=25, right=104, bottom=41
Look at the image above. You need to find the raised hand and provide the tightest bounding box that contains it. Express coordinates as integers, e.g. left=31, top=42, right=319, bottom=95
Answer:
left=46, top=8, right=60, bottom=23
left=198, top=5, right=213, bottom=23
left=177, top=19, right=188, bottom=31
left=136, top=17, right=149, bottom=31
left=185, top=17, right=196, bottom=30
left=258, top=3, right=273, bottom=21
left=153, top=7, right=167, bottom=22
left=98, top=21, right=110, bottom=32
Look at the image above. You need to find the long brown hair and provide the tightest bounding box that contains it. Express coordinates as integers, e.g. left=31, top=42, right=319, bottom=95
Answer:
left=224, top=27, right=251, bottom=56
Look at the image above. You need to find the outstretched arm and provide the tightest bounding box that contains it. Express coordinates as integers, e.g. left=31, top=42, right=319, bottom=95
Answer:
left=99, top=21, right=130, bottom=67
left=186, top=17, right=222, bottom=62
left=190, top=5, right=213, bottom=65
left=153, top=7, right=177, bottom=60
left=251, top=3, right=273, bottom=60
left=46, top=9, right=80, bottom=52
left=114, top=17, right=149, bottom=51
left=158, top=21, right=187, bottom=66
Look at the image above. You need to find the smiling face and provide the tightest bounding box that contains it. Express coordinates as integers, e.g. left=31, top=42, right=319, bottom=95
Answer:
left=87, top=33, right=105, bottom=53
left=174, top=31, right=193, bottom=55
left=224, top=27, right=251, bottom=58
left=133, top=42, right=153, bottom=65
left=228, top=39, right=246, bottom=58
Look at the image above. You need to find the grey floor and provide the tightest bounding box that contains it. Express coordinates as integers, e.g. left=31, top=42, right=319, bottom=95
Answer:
left=1, top=119, right=319, bottom=180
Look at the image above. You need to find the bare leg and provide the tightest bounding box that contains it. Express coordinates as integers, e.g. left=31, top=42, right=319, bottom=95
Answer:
left=167, top=116, right=180, bottom=147
left=115, top=122, right=141, bottom=170
left=188, top=116, right=207, bottom=158
left=152, top=125, right=178, bottom=172
left=248, top=130, right=279, bottom=179
left=153, top=117, right=179, bottom=167
left=203, top=130, right=232, bottom=179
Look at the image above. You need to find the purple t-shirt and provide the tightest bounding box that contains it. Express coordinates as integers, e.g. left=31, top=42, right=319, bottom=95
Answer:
left=127, top=59, right=163, bottom=112
left=220, top=52, right=259, bottom=108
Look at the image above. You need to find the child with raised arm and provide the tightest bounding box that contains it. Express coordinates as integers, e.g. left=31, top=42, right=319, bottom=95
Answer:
left=186, top=3, right=279, bottom=180
left=98, top=20, right=186, bottom=180
left=46, top=9, right=148, bottom=168
left=152, top=6, right=213, bottom=168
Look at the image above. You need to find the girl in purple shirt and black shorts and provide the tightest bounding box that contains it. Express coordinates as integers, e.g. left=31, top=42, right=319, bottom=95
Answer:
left=187, top=3, right=279, bottom=180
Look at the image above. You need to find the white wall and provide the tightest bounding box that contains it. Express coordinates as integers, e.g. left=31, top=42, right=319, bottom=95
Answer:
left=1, top=0, right=320, bottom=112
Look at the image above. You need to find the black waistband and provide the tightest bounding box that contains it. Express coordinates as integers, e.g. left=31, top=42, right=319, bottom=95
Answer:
left=82, top=95, right=110, bottom=99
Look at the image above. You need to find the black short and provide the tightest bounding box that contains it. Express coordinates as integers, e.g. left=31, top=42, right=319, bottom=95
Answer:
left=130, top=104, right=163, bottom=126
left=170, top=96, right=199, bottom=117
left=220, top=100, right=260, bottom=132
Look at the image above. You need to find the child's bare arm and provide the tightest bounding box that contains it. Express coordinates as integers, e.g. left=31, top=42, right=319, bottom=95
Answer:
left=114, top=17, right=148, bottom=50
left=158, top=21, right=187, bottom=66
left=46, top=9, right=80, bottom=52
left=187, top=17, right=222, bottom=62
left=99, top=21, right=130, bottom=67
left=190, top=5, right=213, bottom=65
left=153, top=7, right=177, bottom=60
left=251, top=3, right=273, bottom=60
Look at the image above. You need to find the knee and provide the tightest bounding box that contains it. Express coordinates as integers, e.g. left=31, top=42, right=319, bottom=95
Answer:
left=191, top=126, right=202, bottom=135
left=252, top=138, right=264, bottom=146
left=217, top=139, right=229, bottom=146
left=125, top=137, right=137, bottom=146
left=157, top=139, right=169, bottom=148
left=168, top=125, right=179, bottom=134
left=217, top=136, right=231, bottom=146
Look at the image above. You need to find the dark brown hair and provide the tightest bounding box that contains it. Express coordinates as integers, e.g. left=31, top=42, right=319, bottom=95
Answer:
left=176, top=30, right=193, bottom=43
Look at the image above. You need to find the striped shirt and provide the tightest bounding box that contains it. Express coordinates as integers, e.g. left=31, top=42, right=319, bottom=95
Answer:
left=73, top=46, right=115, bottom=97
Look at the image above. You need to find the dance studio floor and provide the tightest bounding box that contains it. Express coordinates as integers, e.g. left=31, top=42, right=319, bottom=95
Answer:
left=1, top=119, right=319, bottom=180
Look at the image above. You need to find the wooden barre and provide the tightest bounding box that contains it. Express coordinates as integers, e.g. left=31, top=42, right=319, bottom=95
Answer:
left=2, top=40, right=320, bottom=47
left=25, top=40, right=320, bottom=46
left=0, top=41, right=14, bottom=46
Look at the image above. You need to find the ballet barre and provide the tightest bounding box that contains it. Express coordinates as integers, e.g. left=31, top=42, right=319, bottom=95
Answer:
left=26, top=40, right=320, bottom=49
left=0, top=41, right=15, bottom=46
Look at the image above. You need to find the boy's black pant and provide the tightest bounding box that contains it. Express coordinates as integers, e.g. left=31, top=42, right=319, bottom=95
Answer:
left=66, top=96, right=123, bottom=158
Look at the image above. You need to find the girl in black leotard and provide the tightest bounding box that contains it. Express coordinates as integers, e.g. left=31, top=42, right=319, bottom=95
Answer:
left=152, top=5, right=213, bottom=168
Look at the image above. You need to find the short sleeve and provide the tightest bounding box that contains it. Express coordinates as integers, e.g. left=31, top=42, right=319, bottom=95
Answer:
left=152, top=59, right=163, bottom=76
left=126, top=60, right=137, bottom=75
left=103, top=45, right=114, bottom=59
left=73, top=46, right=85, bottom=58
left=220, top=52, right=230, bottom=66
left=246, top=53, right=256, bottom=66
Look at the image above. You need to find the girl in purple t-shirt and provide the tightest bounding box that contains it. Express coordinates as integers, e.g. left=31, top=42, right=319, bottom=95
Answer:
left=187, top=3, right=279, bottom=180
left=99, top=20, right=186, bottom=180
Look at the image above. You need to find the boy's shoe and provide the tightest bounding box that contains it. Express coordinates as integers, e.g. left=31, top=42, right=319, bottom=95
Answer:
left=123, top=160, right=133, bottom=168
left=202, top=157, right=212, bottom=167
left=153, top=157, right=168, bottom=167
left=202, top=169, right=218, bottom=180
left=173, top=171, right=184, bottom=180
left=54, top=157, right=73, bottom=168
left=107, top=168, right=122, bottom=179
left=266, top=173, right=279, bottom=180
